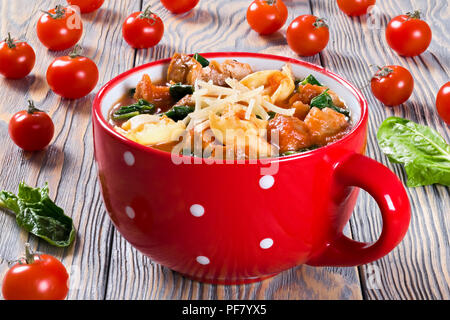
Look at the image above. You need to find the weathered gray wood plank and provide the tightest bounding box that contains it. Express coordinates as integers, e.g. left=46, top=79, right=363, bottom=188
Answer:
left=309, top=0, right=449, bottom=299
left=0, top=0, right=141, bottom=300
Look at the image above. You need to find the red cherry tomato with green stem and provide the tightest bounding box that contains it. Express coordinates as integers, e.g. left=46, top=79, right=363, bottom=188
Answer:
left=161, top=0, right=200, bottom=14
left=386, top=10, right=432, bottom=57
left=46, top=46, right=99, bottom=99
left=436, top=82, right=450, bottom=125
left=247, top=0, right=288, bottom=35
left=8, top=101, right=55, bottom=151
left=67, top=0, right=105, bottom=13
left=122, top=6, right=164, bottom=49
left=37, top=5, right=83, bottom=51
left=287, top=15, right=329, bottom=56
left=371, top=65, right=414, bottom=106
left=2, top=243, right=69, bottom=300
left=337, top=0, right=376, bottom=16
left=0, top=33, right=36, bottom=79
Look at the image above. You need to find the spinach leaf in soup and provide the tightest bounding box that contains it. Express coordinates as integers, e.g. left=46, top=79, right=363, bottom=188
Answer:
left=193, top=53, right=210, bottom=68
left=310, top=89, right=334, bottom=109
left=0, top=182, right=76, bottom=247
left=377, top=117, right=450, bottom=187
left=297, top=74, right=322, bottom=87
left=169, top=83, right=194, bottom=101
left=310, top=89, right=350, bottom=118
left=113, top=99, right=155, bottom=121
left=267, top=111, right=276, bottom=120
left=165, top=105, right=195, bottom=121
left=128, top=88, right=136, bottom=97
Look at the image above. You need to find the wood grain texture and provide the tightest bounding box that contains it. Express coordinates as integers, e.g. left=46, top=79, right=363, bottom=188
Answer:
left=0, top=0, right=141, bottom=300
left=309, top=0, right=450, bottom=299
left=0, top=0, right=448, bottom=300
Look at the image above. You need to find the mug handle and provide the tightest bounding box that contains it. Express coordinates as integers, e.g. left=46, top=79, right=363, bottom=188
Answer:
left=307, top=153, right=411, bottom=267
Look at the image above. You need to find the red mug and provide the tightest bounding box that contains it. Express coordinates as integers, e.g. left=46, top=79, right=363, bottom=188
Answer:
left=93, top=53, right=410, bottom=284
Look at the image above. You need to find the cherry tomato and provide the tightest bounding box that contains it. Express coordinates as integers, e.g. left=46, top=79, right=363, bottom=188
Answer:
left=46, top=46, right=99, bottom=99
left=436, top=82, right=450, bottom=125
left=371, top=65, right=414, bottom=106
left=37, top=5, right=83, bottom=51
left=2, top=243, right=69, bottom=300
left=0, top=33, right=36, bottom=79
left=67, top=0, right=105, bottom=13
left=122, top=6, right=164, bottom=49
left=287, top=15, right=329, bottom=57
left=386, top=10, right=432, bottom=57
left=247, top=0, right=288, bottom=35
left=337, top=0, right=376, bottom=16
left=9, top=101, right=54, bottom=151
left=161, top=0, right=200, bottom=14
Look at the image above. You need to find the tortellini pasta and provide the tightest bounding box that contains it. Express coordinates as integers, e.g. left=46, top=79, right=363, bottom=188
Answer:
left=240, top=64, right=295, bottom=104
left=118, top=114, right=186, bottom=146
left=209, top=106, right=276, bottom=159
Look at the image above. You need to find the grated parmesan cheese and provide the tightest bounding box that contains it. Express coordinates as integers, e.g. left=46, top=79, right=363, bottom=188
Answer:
left=187, top=65, right=296, bottom=127
left=245, top=99, right=256, bottom=120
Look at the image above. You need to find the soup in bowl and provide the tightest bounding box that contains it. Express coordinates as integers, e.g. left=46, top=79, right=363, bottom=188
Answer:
left=93, top=52, right=410, bottom=284
left=108, top=53, right=353, bottom=160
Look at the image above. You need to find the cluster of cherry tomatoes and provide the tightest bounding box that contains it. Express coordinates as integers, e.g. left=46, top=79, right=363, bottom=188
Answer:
left=1, top=1, right=105, bottom=152
left=246, top=0, right=449, bottom=124
left=1, top=1, right=202, bottom=300
left=1, top=1, right=204, bottom=153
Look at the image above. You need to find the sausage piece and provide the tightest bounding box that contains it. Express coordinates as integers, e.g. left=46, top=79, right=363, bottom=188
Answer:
left=134, top=74, right=173, bottom=109
left=304, top=107, right=350, bottom=145
left=167, top=53, right=253, bottom=86
left=268, top=114, right=313, bottom=154
left=167, top=53, right=203, bottom=84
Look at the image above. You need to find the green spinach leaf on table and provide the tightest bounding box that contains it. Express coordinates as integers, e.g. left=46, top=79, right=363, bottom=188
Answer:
left=377, top=117, right=450, bottom=187
left=0, top=182, right=76, bottom=247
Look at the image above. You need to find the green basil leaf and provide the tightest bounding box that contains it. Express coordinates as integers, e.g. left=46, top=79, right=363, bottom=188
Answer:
left=193, top=53, right=210, bottom=67
left=169, top=83, right=194, bottom=101
left=165, top=105, right=195, bottom=121
left=0, top=182, right=76, bottom=247
left=377, top=117, right=450, bottom=187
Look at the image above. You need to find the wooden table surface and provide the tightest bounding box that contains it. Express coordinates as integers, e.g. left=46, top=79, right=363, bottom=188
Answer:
left=0, top=0, right=448, bottom=300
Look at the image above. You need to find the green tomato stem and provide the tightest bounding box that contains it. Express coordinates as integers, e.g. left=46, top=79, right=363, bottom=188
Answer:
left=24, top=243, right=35, bottom=264
left=5, top=33, right=16, bottom=49
left=139, top=5, right=157, bottom=25
left=313, top=18, right=328, bottom=29
left=69, top=45, right=83, bottom=59
left=42, top=5, right=66, bottom=19
left=406, top=10, right=421, bottom=20
left=27, top=100, right=43, bottom=114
